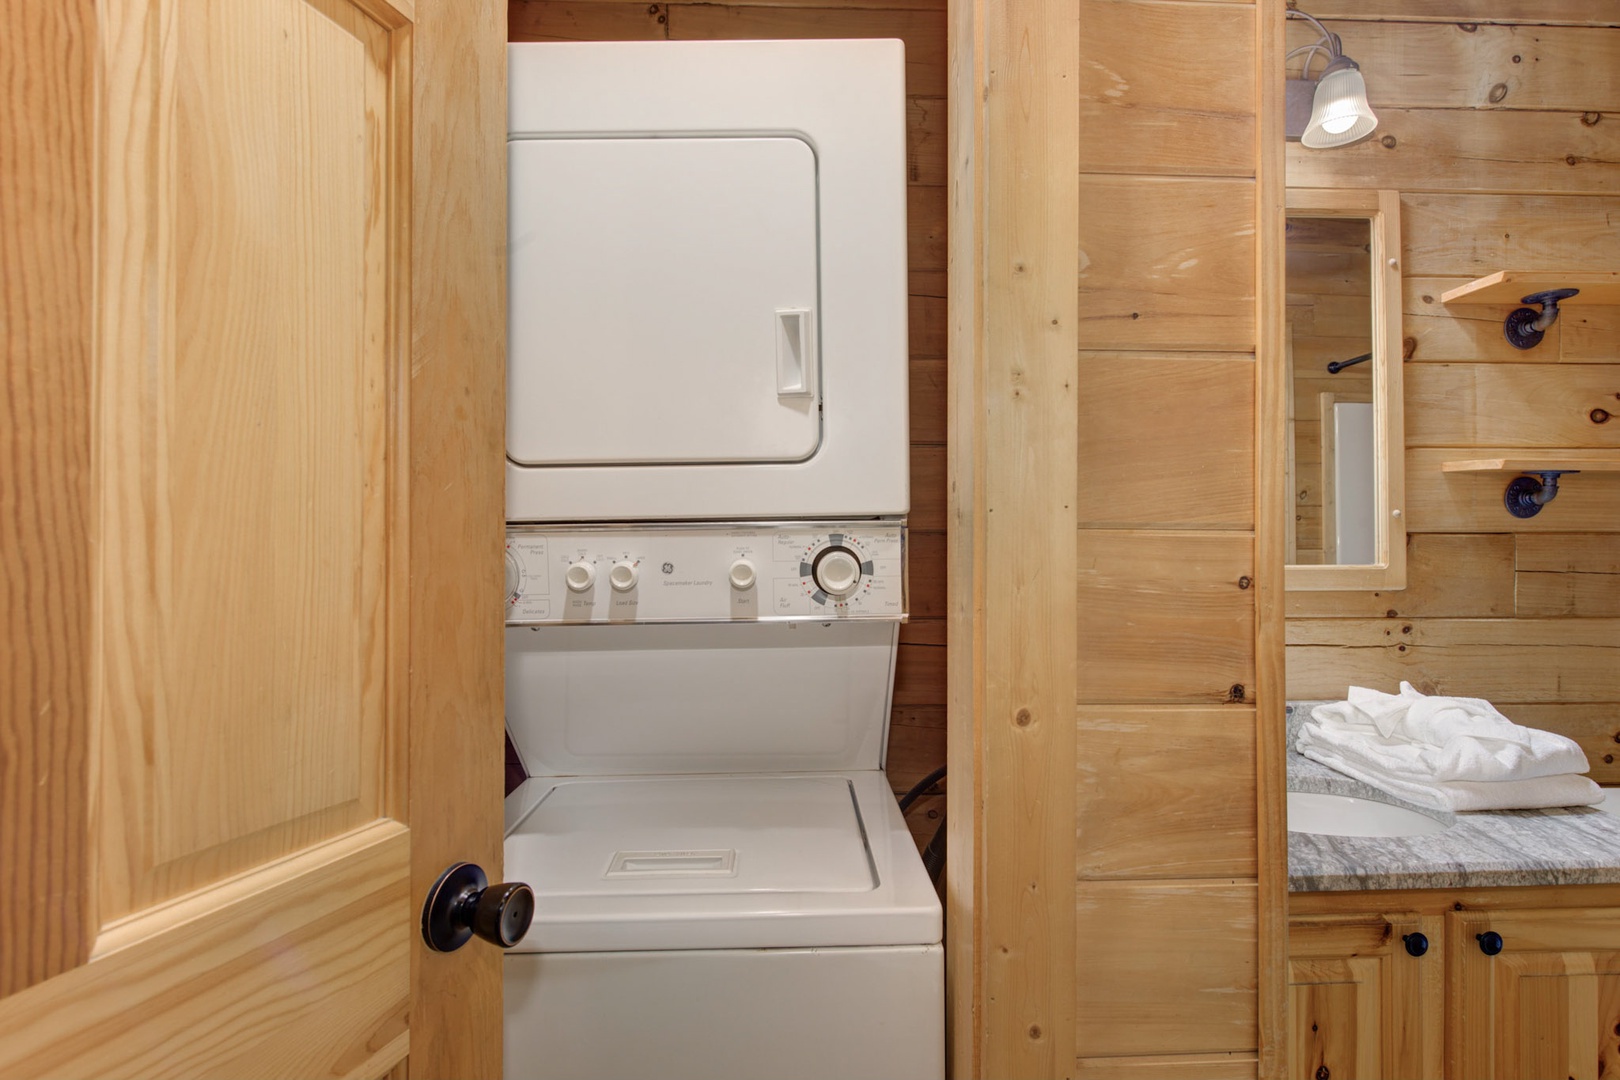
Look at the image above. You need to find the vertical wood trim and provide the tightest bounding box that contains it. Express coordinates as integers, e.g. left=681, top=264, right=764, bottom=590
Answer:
left=1254, top=0, right=1289, bottom=1076
left=946, top=0, right=987, bottom=1075
left=0, top=0, right=96, bottom=1001
left=406, top=1, right=507, bottom=1076
left=977, top=0, right=1080, bottom=1075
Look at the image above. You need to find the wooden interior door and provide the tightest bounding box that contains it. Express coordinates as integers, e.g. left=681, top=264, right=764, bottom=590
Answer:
left=0, top=1, right=507, bottom=1076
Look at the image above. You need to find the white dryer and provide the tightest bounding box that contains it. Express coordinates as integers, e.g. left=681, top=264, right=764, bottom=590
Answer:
left=506, top=40, right=909, bottom=522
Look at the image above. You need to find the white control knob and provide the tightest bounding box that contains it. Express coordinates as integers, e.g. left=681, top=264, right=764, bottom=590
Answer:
left=565, top=561, right=595, bottom=593
left=813, top=547, right=862, bottom=596
left=609, top=562, right=638, bottom=592
left=729, top=559, right=757, bottom=591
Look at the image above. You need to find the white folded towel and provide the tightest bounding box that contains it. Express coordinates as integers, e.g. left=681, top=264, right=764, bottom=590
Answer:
left=1296, top=741, right=1603, bottom=813
left=1307, top=682, right=1590, bottom=783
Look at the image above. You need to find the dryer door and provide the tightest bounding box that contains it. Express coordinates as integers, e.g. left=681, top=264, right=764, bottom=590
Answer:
left=508, top=136, right=821, bottom=467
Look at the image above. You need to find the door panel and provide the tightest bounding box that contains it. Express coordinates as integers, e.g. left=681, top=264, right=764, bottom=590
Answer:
left=97, top=0, right=399, bottom=922
left=1449, top=909, right=1620, bottom=1080
left=0, top=0, right=507, bottom=1075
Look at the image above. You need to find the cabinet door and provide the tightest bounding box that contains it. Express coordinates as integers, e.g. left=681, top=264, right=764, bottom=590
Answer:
left=1450, top=909, right=1620, bottom=1080
left=1289, top=912, right=1444, bottom=1080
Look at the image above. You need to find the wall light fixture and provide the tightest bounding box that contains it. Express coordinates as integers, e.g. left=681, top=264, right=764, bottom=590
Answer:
left=1286, top=9, right=1378, bottom=148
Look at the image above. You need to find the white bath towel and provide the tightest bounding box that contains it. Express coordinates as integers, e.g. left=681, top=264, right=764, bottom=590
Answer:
left=1306, top=682, right=1590, bottom=783
left=1296, top=741, right=1603, bottom=813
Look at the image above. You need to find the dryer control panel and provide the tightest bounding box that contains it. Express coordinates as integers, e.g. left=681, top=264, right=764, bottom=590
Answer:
left=505, top=523, right=907, bottom=624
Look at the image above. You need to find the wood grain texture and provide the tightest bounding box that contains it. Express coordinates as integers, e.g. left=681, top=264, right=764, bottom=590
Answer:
left=408, top=0, right=507, bottom=1075
left=1076, top=354, right=1256, bottom=529
left=1516, top=533, right=1620, bottom=617
left=1287, top=912, right=1445, bottom=1080
left=1286, top=108, right=1620, bottom=196
left=1401, top=192, right=1620, bottom=277
left=1074, top=1053, right=1259, bottom=1079
left=1076, top=0, right=1256, bottom=178
left=976, top=0, right=1081, bottom=1072
left=1285, top=533, right=1516, bottom=619
left=667, top=4, right=947, bottom=96
left=1405, top=446, right=1620, bottom=532
left=1077, top=176, right=1258, bottom=351
left=1077, top=707, right=1256, bottom=879
left=95, top=0, right=398, bottom=922
left=944, top=0, right=983, bottom=1071
left=1292, top=1, right=1620, bottom=26
left=0, top=824, right=412, bottom=1080
left=1254, top=6, right=1290, bottom=1066
left=1405, top=363, right=1620, bottom=447
left=1286, top=617, right=1620, bottom=702
left=1077, top=531, right=1257, bottom=705
left=1076, top=881, right=1259, bottom=1058
left=1288, top=20, right=1620, bottom=111
left=0, top=0, right=95, bottom=1001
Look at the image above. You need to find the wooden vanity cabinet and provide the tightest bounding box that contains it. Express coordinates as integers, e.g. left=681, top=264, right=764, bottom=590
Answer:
left=1291, top=886, right=1620, bottom=1080
left=1288, top=911, right=1444, bottom=1080
left=1448, top=907, right=1620, bottom=1080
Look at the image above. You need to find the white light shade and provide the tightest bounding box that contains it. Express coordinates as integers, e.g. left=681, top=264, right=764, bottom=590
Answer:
left=1303, top=65, right=1378, bottom=148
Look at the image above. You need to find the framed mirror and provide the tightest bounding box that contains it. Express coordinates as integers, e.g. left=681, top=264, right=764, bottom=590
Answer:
left=1285, top=188, right=1406, bottom=591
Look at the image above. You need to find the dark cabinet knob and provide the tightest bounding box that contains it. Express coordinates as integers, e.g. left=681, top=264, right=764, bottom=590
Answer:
left=1476, top=930, right=1504, bottom=956
left=1402, top=932, right=1429, bottom=957
left=422, top=862, right=535, bottom=952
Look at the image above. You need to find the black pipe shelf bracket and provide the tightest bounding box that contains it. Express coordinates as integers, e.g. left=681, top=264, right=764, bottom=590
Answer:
left=1441, top=454, right=1620, bottom=519
left=1503, top=470, right=1577, bottom=519
left=1503, top=288, right=1579, bottom=350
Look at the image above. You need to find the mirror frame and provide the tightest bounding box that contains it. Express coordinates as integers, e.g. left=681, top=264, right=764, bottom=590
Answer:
left=1284, top=188, right=1406, bottom=591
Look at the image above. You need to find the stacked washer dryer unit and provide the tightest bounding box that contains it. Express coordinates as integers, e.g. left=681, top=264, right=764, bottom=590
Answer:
left=501, top=39, right=944, bottom=1080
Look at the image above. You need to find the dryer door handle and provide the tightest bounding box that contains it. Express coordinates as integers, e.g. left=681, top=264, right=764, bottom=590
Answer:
left=775, top=307, right=816, bottom=397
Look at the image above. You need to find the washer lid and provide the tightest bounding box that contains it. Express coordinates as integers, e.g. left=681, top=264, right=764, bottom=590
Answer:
left=505, top=772, right=941, bottom=952
left=523, top=775, right=875, bottom=898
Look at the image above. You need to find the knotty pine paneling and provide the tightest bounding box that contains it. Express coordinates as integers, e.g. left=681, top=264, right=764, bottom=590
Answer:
left=1076, top=0, right=1257, bottom=178
left=1078, top=530, right=1257, bottom=705
left=1077, top=176, right=1258, bottom=351
left=1076, top=881, right=1260, bottom=1057
left=1077, top=707, right=1257, bottom=880
left=1404, top=363, right=1620, bottom=447
left=1287, top=618, right=1620, bottom=702
left=1076, top=354, right=1255, bottom=529
left=508, top=0, right=951, bottom=817
left=1287, top=533, right=1516, bottom=619
left=1283, top=12, right=1620, bottom=737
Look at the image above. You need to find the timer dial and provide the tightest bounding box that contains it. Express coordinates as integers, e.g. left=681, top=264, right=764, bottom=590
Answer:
left=812, top=546, right=862, bottom=596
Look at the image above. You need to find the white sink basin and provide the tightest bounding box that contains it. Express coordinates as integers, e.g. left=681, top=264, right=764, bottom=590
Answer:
left=1287, top=791, right=1449, bottom=838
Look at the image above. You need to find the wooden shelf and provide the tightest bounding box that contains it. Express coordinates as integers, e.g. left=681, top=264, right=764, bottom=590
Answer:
left=1442, top=453, right=1620, bottom=473
left=1441, top=271, right=1620, bottom=306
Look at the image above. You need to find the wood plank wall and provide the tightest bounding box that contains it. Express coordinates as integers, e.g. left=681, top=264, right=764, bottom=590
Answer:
left=1282, top=5, right=1620, bottom=784
left=1070, top=0, right=1284, bottom=1074
left=506, top=0, right=950, bottom=843
left=949, top=0, right=1286, bottom=1074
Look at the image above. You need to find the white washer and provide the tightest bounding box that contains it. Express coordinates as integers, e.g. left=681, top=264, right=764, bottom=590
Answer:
left=506, top=40, right=909, bottom=523
left=503, top=530, right=943, bottom=1080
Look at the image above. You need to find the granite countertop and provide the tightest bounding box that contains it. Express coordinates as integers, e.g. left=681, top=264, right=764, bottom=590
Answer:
left=1286, top=702, right=1620, bottom=892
